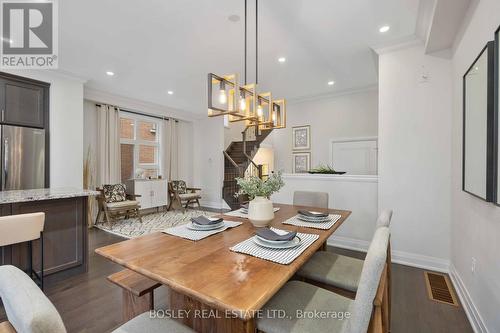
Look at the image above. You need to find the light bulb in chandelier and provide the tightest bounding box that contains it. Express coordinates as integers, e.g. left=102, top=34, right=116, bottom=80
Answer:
left=257, top=105, right=263, bottom=117
left=218, top=81, right=227, bottom=104
left=272, top=112, right=276, bottom=122
left=219, top=89, right=227, bottom=104
left=240, top=98, right=247, bottom=111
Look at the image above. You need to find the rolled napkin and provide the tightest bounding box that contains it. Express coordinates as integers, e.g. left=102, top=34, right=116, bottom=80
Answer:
left=298, top=210, right=329, bottom=218
left=256, top=228, right=297, bottom=242
left=191, top=216, right=223, bottom=225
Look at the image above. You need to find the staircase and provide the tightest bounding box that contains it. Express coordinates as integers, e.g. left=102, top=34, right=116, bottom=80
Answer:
left=223, top=127, right=273, bottom=210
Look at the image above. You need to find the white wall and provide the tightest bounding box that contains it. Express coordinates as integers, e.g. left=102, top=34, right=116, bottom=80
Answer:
left=271, top=89, right=378, bottom=173
left=224, top=119, right=246, bottom=150
left=193, top=116, right=226, bottom=209
left=450, top=0, right=500, bottom=331
left=3, top=70, right=84, bottom=189
left=272, top=174, right=378, bottom=246
left=378, top=44, right=453, bottom=271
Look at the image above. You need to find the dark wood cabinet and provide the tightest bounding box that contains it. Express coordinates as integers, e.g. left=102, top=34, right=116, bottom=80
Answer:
left=0, top=73, right=49, bottom=129
left=0, top=197, right=88, bottom=278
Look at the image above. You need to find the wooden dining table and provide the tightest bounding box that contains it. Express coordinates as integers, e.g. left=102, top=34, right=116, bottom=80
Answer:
left=95, top=203, right=351, bottom=333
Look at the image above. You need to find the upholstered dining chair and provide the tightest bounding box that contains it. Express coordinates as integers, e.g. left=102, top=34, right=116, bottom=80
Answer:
left=296, top=209, right=393, bottom=299
left=167, top=180, right=202, bottom=212
left=0, top=265, right=195, bottom=333
left=95, top=184, right=143, bottom=224
left=293, top=191, right=329, bottom=209
left=257, top=227, right=391, bottom=333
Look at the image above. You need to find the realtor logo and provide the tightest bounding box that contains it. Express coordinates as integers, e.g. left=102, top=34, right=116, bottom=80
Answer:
left=1, top=0, right=58, bottom=69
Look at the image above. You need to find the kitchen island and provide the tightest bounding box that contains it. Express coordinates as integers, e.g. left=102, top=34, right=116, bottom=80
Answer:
left=0, top=188, right=98, bottom=281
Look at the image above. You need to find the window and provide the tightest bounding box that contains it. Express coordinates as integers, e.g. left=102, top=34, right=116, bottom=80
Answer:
left=120, top=113, right=162, bottom=182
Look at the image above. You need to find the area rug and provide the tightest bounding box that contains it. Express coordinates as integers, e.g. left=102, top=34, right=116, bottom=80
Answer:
left=94, top=209, right=217, bottom=239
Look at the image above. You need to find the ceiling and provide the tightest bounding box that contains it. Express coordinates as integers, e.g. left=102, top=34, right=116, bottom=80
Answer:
left=60, top=0, right=422, bottom=114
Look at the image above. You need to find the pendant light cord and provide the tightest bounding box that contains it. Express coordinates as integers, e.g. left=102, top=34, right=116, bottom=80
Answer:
left=244, top=0, right=247, bottom=85
left=255, top=0, right=258, bottom=84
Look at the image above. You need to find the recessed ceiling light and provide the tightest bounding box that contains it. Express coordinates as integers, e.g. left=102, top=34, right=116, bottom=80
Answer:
left=328, top=81, right=335, bottom=86
left=228, top=14, right=240, bottom=22
left=106, top=71, right=115, bottom=76
left=379, top=25, right=390, bottom=33
left=167, top=90, right=174, bottom=95
left=278, top=57, right=286, bottom=63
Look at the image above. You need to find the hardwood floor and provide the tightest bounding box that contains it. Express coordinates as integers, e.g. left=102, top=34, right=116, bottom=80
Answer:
left=1, top=228, right=473, bottom=333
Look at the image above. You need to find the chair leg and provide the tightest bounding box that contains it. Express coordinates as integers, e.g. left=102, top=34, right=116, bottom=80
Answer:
left=167, top=198, right=173, bottom=211
left=104, top=208, right=111, bottom=224
left=28, top=240, right=33, bottom=279
left=196, top=199, right=201, bottom=208
left=136, top=209, right=143, bottom=223
left=40, top=233, right=44, bottom=291
left=95, top=209, right=102, bottom=225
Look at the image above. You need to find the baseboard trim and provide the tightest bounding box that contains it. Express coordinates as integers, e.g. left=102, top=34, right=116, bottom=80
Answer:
left=327, top=235, right=370, bottom=253
left=327, top=236, right=449, bottom=273
left=329, top=236, right=485, bottom=332
left=449, top=264, right=489, bottom=333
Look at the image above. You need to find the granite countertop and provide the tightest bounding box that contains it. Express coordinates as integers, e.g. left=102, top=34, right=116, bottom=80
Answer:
left=0, top=188, right=100, bottom=204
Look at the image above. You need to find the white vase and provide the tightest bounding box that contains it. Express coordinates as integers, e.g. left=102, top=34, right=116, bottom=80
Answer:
left=248, top=196, right=274, bottom=227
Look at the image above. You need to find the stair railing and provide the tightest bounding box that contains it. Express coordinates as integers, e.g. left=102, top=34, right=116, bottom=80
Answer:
left=242, top=124, right=263, bottom=179
left=223, top=151, right=243, bottom=176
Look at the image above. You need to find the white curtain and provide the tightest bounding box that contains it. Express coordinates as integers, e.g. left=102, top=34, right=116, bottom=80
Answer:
left=96, top=104, right=121, bottom=185
left=162, top=119, right=179, bottom=181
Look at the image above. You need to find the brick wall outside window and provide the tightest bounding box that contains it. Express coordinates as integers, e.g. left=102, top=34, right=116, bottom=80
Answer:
left=119, top=116, right=160, bottom=182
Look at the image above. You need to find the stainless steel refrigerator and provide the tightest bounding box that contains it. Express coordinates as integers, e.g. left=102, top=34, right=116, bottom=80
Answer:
left=1, top=125, right=45, bottom=190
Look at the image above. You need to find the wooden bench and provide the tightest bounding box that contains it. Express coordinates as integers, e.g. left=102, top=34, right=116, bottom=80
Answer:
left=107, top=269, right=162, bottom=321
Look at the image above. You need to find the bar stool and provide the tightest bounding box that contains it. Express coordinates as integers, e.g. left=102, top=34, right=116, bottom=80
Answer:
left=0, top=212, right=45, bottom=290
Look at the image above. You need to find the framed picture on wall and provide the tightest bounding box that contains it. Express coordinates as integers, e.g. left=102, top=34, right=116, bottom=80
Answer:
left=293, top=152, right=311, bottom=173
left=495, top=26, right=500, bottom=205
left=292, top=125, right=311, bottom=150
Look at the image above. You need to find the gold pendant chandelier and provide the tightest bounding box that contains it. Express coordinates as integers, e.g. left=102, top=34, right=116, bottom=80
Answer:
left=207, top=0, right=286, bottom=130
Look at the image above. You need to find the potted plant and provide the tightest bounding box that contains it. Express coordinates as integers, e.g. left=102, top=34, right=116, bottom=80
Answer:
left=235, top=171, right=285, bottom=227
left=308, top=164, right=346, bottom=175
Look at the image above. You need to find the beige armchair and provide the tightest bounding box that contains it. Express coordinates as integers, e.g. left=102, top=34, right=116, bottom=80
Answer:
left=167, top=180, right=202, bottom=212
left=95, top=184, right=143, bottom=224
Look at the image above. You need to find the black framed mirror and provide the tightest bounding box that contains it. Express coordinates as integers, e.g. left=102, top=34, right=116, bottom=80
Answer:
left=462, top=41, right=495, bottom=201
left=495, top=27, right=500, bottom=205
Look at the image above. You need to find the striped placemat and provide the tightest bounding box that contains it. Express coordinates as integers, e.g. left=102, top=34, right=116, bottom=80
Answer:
left=162, top=220, right=242, bottom=241
left=229, top=228, right=319, bottom=265
left=224, top=207, right=280, bottom=219
left=282, top=214, right=341, bottom=230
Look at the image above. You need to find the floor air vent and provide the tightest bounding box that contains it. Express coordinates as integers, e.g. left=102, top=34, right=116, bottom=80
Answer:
left=424, top=272, right=458, bottom=306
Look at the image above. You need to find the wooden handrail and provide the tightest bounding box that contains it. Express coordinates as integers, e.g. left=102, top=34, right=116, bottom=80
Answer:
left=223, top=151, right=242, bottom=174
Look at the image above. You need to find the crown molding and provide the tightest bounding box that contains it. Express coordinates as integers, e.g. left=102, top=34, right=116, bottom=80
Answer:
left=371, top=35, right=424, bottom=55
left=46, top=69, right=89, bottom=83
left=288, top=84, right=378, bottom=105
left=84, top=87, right=201, bottom=122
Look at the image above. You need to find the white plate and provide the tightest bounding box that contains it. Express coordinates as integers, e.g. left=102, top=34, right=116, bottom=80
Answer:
left=297, top=216, right=332, bottom=223
left=186, top=221, right=225, bottom=231
left=255, top=235, right=295, bottom=245
left=299, top=212, right=329, bottom=218
left=252, top=235, right=302, bottom=249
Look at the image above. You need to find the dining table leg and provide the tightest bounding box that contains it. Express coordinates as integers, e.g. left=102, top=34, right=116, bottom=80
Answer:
left=169, top=289, right=256, bottom=333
